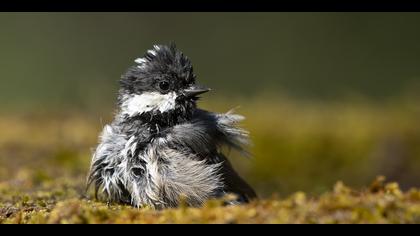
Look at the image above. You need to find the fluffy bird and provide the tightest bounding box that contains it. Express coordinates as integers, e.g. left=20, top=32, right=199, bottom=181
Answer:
left=87, top=43, right=256, bottom=209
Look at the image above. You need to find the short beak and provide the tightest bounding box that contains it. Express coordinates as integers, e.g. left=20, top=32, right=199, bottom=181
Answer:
left=183, top=84, right=211, bottom=98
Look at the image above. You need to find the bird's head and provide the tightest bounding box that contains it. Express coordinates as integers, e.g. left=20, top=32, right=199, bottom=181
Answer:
left=118, top=43, right=210, bottom=127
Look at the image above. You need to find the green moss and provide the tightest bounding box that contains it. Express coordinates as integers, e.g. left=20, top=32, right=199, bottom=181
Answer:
left=1, top=176, right=420, bottom=224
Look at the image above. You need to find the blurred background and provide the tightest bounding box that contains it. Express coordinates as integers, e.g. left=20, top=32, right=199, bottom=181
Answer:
left=0, top=13, right=419, bottom=198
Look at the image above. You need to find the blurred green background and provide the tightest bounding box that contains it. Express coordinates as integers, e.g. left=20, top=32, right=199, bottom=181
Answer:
left=0, top=13, right=419, bottom=198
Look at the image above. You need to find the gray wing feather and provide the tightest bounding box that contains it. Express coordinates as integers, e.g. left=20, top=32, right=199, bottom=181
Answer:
left=166, top=109, right=251, bottom=158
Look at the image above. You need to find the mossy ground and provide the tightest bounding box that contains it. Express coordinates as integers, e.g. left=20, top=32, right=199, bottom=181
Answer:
left=1, top=97, right=419, bottom=223
left=1, top=175, right=420, bottom=223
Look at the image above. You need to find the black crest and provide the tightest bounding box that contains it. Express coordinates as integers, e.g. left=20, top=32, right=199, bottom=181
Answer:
left=119, top=43, right=196, bottom=94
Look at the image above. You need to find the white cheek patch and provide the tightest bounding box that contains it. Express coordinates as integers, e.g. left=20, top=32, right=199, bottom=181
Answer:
left=121, top=92, right=178, bottom=117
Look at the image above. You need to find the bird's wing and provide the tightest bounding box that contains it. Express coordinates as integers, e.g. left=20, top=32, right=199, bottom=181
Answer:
left=192, top=109, right=251, bottom=157
left=191, top=109, right=256, bottom=201
left=156, top=109, right=256, bottom=202
left=165, top=108, right=250, bottom=160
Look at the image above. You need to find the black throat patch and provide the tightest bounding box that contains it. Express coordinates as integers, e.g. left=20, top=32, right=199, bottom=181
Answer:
left=121, top=96, right=197, bottom=135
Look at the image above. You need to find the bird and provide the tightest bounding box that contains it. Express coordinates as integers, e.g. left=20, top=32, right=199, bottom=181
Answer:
left=87, top=43, right=256, bottom=209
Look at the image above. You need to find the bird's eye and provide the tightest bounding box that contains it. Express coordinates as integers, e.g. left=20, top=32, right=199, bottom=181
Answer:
left=159, top=81, right=170, bottom=91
